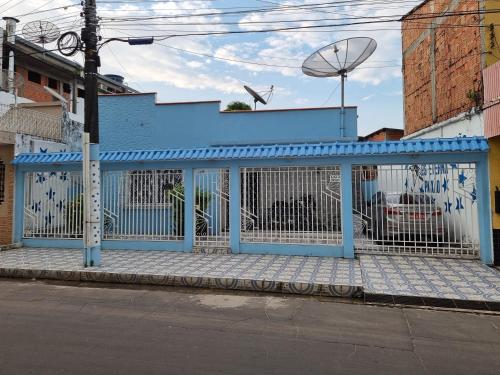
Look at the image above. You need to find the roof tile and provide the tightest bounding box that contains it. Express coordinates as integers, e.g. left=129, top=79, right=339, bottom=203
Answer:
left=12, top=137, right=489, bottom=165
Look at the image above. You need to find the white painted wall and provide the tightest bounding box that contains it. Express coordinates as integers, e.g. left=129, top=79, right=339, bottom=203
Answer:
left=0, top=91, right=33, bottom=106
left=403, top=111, right=484, bottom=139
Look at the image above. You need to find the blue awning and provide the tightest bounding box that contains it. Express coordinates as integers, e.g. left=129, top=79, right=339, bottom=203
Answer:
left=12, top=137, right=489, bottom=165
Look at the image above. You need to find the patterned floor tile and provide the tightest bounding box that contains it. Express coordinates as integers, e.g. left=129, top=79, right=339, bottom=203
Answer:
left=0, top=248, right=362, bottom=297
left=360, top=255, right=500, bottom=302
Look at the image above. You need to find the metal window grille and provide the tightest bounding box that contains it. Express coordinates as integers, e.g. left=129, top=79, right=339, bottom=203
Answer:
left=240, top=166, right=342, bottom=244
left=194, top=169, right=230, bottom=247
left=102, top=170, right=184, bottom=240
left=0, top=159, right=5, bottom=204
left=353, top=163, right=479, bottom=258
left=23, top=171, right=83, bottom=238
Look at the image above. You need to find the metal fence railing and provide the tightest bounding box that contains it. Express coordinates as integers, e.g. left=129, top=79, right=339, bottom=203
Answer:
left=0, top=103, right=62, bottom=141
left=352, top=163, right=480, bottom=258
left=194, top=168, right=230, bottom=247
left=23, top=171, right=83, bottom=239
left=240, top=166, right=342, bottom=244
left=102, top=169, right=184, bottom=240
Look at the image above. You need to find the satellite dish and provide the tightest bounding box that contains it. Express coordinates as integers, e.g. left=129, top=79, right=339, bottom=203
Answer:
left=244, top=85, right=274, bottom=110
left=302, top=37, right=377, bottom=78
left=302, top=37, right=377, bottom=136
left=22, top=20, right=60, bottom=46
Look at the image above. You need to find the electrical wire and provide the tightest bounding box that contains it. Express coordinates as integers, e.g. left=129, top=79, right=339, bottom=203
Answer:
left=321, top=81, right=341, bottom=106
left=1, top=0, right=27, bottom=13
left=13, top=3, right=81, bottom=18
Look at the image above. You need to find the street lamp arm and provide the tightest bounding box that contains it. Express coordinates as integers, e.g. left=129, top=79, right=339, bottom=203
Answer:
left=97, top=37, right=154, bottom=52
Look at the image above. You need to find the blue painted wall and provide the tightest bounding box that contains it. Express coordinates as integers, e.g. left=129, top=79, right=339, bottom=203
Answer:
left=98, top=94, right=358, bottom=151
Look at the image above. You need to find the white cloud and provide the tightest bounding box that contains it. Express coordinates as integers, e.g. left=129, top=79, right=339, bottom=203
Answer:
left=8, top=1, right=413, bottom=96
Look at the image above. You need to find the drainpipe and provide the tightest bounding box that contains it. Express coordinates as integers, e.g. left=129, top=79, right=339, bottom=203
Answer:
left=3, top=17, right=19, bottom=96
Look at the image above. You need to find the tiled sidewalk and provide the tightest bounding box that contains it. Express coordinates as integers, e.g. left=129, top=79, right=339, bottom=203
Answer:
left=0, top=248, right=362, bottom=297
left=1, top=248, right=499, bottom=309
left=360, top=255, right=500, bottom=305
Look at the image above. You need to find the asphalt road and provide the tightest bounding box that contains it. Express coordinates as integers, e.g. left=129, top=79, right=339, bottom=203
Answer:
left=0, top=279, right=499, bottom=375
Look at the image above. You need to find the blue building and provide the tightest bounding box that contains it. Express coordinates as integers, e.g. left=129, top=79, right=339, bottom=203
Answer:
left=11, top=93, right=494, bottom=265
left=98, top=93, right=358, bottom=151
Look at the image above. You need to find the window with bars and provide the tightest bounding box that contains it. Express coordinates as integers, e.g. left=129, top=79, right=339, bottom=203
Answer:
left=0, top=159, right=4, bottom=204
left=127, top=170, right=183, bottom=207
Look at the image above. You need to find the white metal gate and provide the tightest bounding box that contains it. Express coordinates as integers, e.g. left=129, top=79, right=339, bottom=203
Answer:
left=353, top=163, right=480, bottom=258
left=102, top=169, right=184, bottom=240
left=240, top=166, right=342, bottom=244
left=194, top=168, right=230, bottom=247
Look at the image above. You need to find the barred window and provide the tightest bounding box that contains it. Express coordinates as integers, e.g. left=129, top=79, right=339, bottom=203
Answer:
left=0, top=159, right=4, bottom=204
left=127, top=170, right=183, bottom=207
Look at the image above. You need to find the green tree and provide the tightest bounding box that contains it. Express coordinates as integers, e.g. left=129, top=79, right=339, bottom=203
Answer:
left=224, top=101, right=252, bottom=111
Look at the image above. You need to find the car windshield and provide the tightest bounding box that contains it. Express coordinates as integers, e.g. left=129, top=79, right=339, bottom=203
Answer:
left=396, top=193, right=432, bottom=204
left=380, top=193, right=432, bottom=204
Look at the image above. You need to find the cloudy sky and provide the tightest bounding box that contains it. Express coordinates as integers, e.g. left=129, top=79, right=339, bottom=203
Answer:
left=4, top=0, right=423, bottom=136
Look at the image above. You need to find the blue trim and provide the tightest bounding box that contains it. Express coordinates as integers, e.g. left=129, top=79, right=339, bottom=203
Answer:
left=476, top=155, right=494, bottom=264
left=341, top=161, right=353, bottom=258
left=229, top=166, right=240, bottom=253
left=85, top=244, right=101, bottom=267
left=239, top=243, right=343, bottom=257
left=13, top=152, right=489, bottom=173
left=22, top=238, right=83, bottom=248
left=183, top=168, right=194, bottom=252
left=89, top=143, right=100, bottom=160
left=102, top=240, right=184, bottom=251
left=14, top=168, right=24, bottom=243
left=12, top=137, right=489, bottom=165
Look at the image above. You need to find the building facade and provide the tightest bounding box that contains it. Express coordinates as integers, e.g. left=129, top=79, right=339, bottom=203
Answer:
left=10, top=93, right=494, bottom=264
left=402, top=0, right=500, bottom=264
left=0, top=15, right=141, bottom=246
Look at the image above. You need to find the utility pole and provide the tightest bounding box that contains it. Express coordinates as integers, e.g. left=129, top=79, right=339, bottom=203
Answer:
left=81, top=0, right=101, bottom=266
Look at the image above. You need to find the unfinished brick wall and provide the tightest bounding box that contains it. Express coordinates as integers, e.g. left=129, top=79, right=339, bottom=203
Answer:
left=15, top=66, right=72, bottom=104
left=402, top=0, right=482, bottom=135
left=0, top=145, right=14, bottom=245
left=365, top=129, right=404, bottom=141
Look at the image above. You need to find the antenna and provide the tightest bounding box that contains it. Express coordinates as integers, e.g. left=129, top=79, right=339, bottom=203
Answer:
left=302, top=37, right=377, bottom=136
left=22, top=20, right=60, bottom=48
left=244, top=85, right=274, bottom=110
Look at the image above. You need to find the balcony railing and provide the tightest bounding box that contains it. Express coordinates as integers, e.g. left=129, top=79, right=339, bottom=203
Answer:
left=0, top=103, right=62, bottom=141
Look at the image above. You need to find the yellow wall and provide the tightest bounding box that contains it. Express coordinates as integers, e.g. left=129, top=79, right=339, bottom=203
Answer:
left=484, top=1, right=500, bottom=67
left=489, top=137, right=500, bottom=229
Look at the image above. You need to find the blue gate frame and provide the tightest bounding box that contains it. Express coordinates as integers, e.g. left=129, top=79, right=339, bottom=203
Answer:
left=12, top=137, right=494, bottom=264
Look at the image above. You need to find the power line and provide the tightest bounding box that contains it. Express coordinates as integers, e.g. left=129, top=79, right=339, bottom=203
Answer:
left=98, top=9, right=500, bottom=42
left=1, top=0, right=27, bottom=13
left=98, top=1, right=420, bottom=21
left=103, top=27, right=486, bottom=71
left=13, top=3, right=81, bottom=18
left=98, top=2, right=489, bottom=22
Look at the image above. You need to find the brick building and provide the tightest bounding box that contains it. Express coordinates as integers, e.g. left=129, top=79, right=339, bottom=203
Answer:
left=401, top=0, right=500, bottom=264
left=360, top=127, right=404, bottom=142
left=1, top=17, right=138, bottom=116
left=0, top=17, right=139, bottom=246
